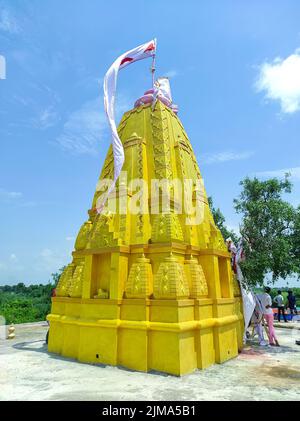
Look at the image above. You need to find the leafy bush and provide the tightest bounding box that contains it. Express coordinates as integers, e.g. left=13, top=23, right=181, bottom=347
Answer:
left=0, top=270, right=62, bottom=325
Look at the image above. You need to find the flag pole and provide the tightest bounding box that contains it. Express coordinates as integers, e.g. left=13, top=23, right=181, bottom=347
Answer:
left=151, top=54, right=156, bottom=88
left=151, top=38, right=157, bottom=88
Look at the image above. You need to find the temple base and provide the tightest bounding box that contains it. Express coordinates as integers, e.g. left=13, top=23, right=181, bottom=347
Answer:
left=47, top=297, right=243, bottom=376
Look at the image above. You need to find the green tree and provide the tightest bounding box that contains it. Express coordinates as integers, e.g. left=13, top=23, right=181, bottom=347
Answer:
left=0, top=267, right=65, bottom=324
left=208, top=196, right=239, bottom=244
left=1, top=298, right=39, bottom=324
left=234, top=175, right=298, bottom=286
left=51, top=266, right=65, bottom=286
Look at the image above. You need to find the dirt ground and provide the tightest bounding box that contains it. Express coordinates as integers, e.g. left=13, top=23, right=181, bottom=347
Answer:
left=0, top=321, right=300, bottom=401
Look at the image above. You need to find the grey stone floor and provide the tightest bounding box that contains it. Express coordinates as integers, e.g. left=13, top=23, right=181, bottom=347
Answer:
left=0, top=321, right=300, bottom=401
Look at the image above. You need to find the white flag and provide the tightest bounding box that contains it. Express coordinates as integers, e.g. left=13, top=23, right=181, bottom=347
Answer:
left=235, top=240, right=256, bottom=341
left=154, top=77, right=172, bottom=103
left=98, top=39, right=157, bottom=213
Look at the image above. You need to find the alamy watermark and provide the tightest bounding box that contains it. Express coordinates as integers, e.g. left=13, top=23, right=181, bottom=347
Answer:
left=95, top=172, right=207, bottom=225
left=0, top=55, right=6, bottom=79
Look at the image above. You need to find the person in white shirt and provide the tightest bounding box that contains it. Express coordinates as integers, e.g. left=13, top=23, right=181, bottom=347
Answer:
left=257, top=287, right=279, bottom=346
left=251, top=299, right=267, bottom=346
left=274, top=290, right=287, bottom=322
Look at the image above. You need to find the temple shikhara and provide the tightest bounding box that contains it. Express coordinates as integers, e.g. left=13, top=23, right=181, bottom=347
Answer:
left=47, top=40, right=243, bottom=375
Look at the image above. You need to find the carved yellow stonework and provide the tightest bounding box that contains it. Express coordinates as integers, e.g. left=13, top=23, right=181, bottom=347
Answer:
left=56, top=263, right=74, bottom=297
left=153, top=253, right=189, bottom=299
left=48, top=98, right=243, bottom=376
left=125, top=254, right=153, bottom=298
left=184, top=256, right=208, bottom=298
left=68, top=259, right=85, bottom=298
left=151, top=213, right=184, bottom=243
left=56, top=259, right=85, bottom=298
left=232, top=273, right=241, bottom=297
left=75, top=221, right=93, bottom=251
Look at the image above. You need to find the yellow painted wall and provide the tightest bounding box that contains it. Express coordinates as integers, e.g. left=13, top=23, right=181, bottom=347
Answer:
left=48, top=100, right=243, bottom=376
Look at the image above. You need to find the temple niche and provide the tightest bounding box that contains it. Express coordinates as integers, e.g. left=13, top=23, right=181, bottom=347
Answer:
left=48, top=90, right=243, bottom=376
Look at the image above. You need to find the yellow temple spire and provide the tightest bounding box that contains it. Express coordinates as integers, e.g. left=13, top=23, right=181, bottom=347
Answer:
left=48, top=89, right=243, bottom=375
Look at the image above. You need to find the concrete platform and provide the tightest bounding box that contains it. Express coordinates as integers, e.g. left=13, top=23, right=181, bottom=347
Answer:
left=0, top=322, right=300, bottom=401
left=274, top=320, right=300, bottom=329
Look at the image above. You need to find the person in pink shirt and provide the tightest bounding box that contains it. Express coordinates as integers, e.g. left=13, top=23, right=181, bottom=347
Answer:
left=260, top=287, right=279, bottom=347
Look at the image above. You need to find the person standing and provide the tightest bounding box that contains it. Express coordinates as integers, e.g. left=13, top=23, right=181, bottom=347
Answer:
left=258, top=287, right=279, bottom=346
left=251, top=298, right=267, bottom=346
left=226, top=237, right=237, bottom=274
left=274, top=290, right=287, bottom=322
left=287, top=290, right=298, bottom=317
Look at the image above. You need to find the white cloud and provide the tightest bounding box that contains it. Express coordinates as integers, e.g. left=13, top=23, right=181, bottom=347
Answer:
left=0, top=188, right=38, bottom=207
left=256, top=49, right=300, bottom=113
left=40, top=248, right=54, bottom=259
left=0, top=254, right=23, bottom=274
left=255, top=166, right=300, bottom=181
left=0, top=54, right=6, bottom=79
left=0, top=189, right=53, bottom=209
left=18, top=200, right=38, bottom=208
left=164, top=70, right=178, bottom=78
left=37, top=248, right=68, bottom=272
left=0, top=8, right=19, bottom=34
left=34, top=106, right=60, bottom=130
left=66, top=236, right=75, bottom=241
left=56, top=95, right=130, bottom=155
left=57, top=98, right=105, bottom=155
left=202, top=151, right=254, bottom=165
left=0, top=188, right=22, bottom=201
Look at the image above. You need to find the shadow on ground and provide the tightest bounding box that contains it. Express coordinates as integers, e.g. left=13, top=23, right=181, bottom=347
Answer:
left=12, top=339, right=172, bottom=377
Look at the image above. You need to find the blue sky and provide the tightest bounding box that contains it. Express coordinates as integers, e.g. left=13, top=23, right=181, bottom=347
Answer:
left=0, top=0, right=300, bottom=286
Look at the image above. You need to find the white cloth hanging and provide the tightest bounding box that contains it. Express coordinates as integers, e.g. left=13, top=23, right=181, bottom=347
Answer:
left=99, top=39, right=156, bottom=212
